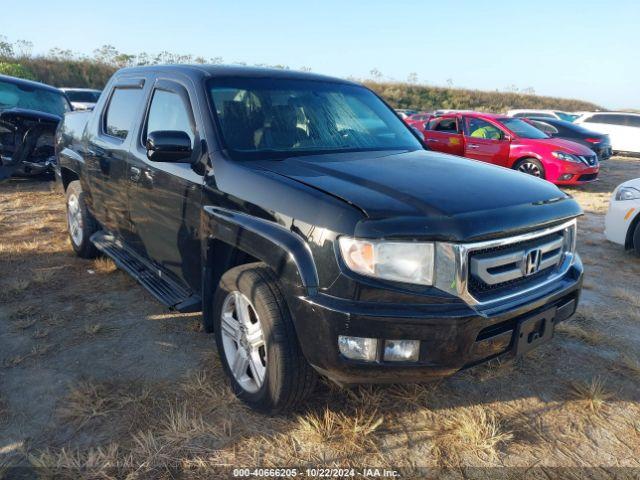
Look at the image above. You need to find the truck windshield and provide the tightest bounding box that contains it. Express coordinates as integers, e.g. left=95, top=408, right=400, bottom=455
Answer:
left=0, top=80, right=71, bottom=116
left=499, top=118, right=549, bottom=139
left=208, top=77, right=422, bottom=159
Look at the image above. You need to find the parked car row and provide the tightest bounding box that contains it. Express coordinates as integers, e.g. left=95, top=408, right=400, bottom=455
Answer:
left=421, top=112, right=600, bottom=186
left=505, top=109, right=640, bottom=156
left=403, top=107, right=640, bottom=158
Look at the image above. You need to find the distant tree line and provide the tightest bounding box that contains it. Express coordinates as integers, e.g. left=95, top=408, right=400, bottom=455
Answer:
left=0, top=36, right=601, bottom=112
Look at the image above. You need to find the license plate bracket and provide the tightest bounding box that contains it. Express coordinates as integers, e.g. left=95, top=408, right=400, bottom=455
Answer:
left=515, top=307, right=557, bottom=357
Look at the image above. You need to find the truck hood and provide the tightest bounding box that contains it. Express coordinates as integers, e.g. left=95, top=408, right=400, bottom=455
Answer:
left=520, top=137, right=595, bottom=155
left=252, top=149, right=582, bottom=241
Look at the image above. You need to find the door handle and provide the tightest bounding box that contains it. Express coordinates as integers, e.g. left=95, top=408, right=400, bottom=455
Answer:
left=130, top=166, right=141, bottom=182
left=468, top=144, right=480, bottom=149
left=426, top=138, right=439, bottom=142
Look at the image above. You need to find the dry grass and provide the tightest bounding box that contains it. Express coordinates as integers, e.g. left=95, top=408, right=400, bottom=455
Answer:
left=57, top=382, right=120, bottom=428
left=616, top=354, right=640, bottom=377
left=611, top=287, right=640, bottom=308
left=556, top=320, right=610, bottom=346
left=295, top=407, right=384, bottom=454
left=430, top=406, right=513, bottom=466
left=568, top=377, right=612, bottom=414
left=2, top=344, right=53, bottom=368
left=83, top=323, right=118, bottom=336
left=93, top=257, right=118, bottom=274
left=29, top=444, right=127, bottom=479
left=85, top=299, right=115, bottom=314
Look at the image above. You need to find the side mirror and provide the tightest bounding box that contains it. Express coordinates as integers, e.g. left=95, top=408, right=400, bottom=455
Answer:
left=146, top=130, right=192, bottom=162
left=502, top=133, right=513, bottom=142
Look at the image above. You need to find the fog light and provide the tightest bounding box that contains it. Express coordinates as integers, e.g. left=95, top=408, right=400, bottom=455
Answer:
left=383, top=339, right=420, bottom=362
left=338, top=336, right=378, bottom=361
left=559, top=174, right=573, bottom=181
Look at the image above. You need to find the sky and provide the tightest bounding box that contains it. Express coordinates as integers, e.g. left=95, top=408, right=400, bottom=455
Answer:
left=3, top=0, right=639, bottom=109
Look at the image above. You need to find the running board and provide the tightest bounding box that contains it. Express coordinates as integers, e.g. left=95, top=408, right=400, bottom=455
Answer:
left=91, top=231, right=201, bottom=312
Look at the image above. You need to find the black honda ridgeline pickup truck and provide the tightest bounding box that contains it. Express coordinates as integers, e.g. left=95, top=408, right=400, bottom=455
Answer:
left=56, top=66, right=583, bottom=412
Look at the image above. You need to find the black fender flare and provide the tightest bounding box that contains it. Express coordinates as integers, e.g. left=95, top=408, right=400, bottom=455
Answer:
left=201, top=205, right=319, bottom=331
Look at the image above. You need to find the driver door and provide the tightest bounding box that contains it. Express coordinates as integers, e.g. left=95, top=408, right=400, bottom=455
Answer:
left=463, top=116, right=510, bottom=167
left=126, top=79, right=203, bottom=289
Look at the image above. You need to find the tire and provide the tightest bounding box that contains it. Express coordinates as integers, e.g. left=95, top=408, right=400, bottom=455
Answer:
left=65, top=181, right=99, bottom=259
left=633, top=222, right=640, bottom=257
left=213, top=263, right=317, bottom=413
left=514, top=158, right=545, bottom=179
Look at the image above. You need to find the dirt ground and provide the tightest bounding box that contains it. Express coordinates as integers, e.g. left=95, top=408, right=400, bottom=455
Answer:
left=1, top=157, right=639, bottom=479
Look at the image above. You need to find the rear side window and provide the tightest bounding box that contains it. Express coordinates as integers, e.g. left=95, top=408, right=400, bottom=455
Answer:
left=146, top=90, right=195, bottom=145
left=625, top=115, right=640, bottom=127
left=104, top=87, right=144, bottom=139
left=432, top=118, right=458, bottom=132
left=530, top=120, right=558, bottom=135
left=585, top=114, right=625, bottom=126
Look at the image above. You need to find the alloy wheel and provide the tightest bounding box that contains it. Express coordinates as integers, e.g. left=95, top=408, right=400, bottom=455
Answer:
left=67, top=193, right=84, bottom=246
left=518, top=161, right=542, bottom=177
left=220, top=291, right=267, bottom=393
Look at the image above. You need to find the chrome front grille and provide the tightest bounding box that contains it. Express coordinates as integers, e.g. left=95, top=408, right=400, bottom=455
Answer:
left=434, top=219, right=577, bottom=307
left=468, top=232, right=565, bottom=299
left=578, top=155, right=598, bottom=166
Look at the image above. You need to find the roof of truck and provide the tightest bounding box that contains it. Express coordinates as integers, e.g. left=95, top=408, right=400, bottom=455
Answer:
left=117, top=64, right=358, bottom=85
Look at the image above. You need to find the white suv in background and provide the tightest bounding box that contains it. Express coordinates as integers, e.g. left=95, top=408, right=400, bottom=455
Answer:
left=575, top=112, right=640, bottom=155
left=506, top=109, right=578, bottom=122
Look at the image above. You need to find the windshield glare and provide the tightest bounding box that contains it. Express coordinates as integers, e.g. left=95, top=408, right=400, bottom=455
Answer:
left=0, top=80, right=70, bottom=116
left=499, top=118, right=549, bottom=139
left=208, top=78, right=422, bottom=159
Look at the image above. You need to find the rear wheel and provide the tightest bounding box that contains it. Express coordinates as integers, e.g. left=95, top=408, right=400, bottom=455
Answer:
left=65, top=181, right=98, bottom=258
left=514, top=158, right=545, bottom=179
left=213, top=263, right=317, bottom=413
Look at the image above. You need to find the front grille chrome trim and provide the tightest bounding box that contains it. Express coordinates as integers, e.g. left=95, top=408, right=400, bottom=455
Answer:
left=469, top=235, right=564, bottom=286
left=435, top=219, right=577, bottom=308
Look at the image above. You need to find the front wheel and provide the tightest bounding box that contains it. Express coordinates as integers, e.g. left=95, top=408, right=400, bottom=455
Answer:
left=514, top=158, right=545, bottom=179
left=633, top=221, right=640, bottom=257
left=213, top=263, right=317, bottom=413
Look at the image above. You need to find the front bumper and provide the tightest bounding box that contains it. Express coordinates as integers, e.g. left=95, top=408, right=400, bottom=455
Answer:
left=290, top=257, right=583, bottom=385
left=595, top=145, right=613, bottom=161
left=605, top=199, right=639, bottom=246
left=551, top=164, right=599, bottom=185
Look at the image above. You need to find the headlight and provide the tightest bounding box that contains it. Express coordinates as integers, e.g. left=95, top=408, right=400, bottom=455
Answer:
left=615, top=187, right=640, bottom=201
left=552, top=151, right=581, bottom=163
left=338, top=237, right=434, bottom=285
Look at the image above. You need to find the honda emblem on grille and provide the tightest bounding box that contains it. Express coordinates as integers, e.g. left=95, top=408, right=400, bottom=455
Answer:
left=522, top=248, right=542, bottom=276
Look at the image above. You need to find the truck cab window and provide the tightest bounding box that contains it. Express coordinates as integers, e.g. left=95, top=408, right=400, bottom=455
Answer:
left=104, top=87, right=144, bottom=139
left=146, top=90, right=195, bottom=146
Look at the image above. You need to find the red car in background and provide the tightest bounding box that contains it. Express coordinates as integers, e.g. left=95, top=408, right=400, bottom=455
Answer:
left=405, top=113, right=433, bottom=127
left=423, top=112, right=599, bottom=185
